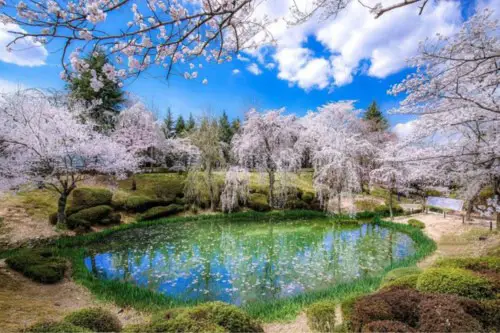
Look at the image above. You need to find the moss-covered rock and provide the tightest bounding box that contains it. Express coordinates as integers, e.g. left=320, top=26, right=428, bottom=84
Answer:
left=66, top=188, right=113, bottom=215
left=123, top=195, right=169, bottom=213
left=67, top=205, right=114, bottom=229
left=26, top=321, right=91, bottom=333
left=138, top=204, right=184, bottom=221
left=6, top=248, right=66, bottom=284
left=306, top=300, right=337, bottom=332
left=416, top=267, right=494, bottom=299
left=64, top=308, right=122, bottom=332
left=248, top=193, right=271, bottom=212
left=407, top=219, right=425, bottom=229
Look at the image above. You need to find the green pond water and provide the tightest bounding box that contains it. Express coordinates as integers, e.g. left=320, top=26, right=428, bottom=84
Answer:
left=84, top=219, right=416, bottom=305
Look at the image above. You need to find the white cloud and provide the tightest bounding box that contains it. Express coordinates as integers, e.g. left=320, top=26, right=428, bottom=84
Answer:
left=393, top=120, right=416, bottom=138
left=0, top=23, right=48, bottom=67
left=265, top=63, right=276, bottom=70
left=246, top=63, right=262, bottom=75
left=232, top=69, right=241, bottom=75
left=244, top=0, right=462, bottom=90
left=0, top=78, right=27, bottom=93
left=237, top=54, right=250, bottom=62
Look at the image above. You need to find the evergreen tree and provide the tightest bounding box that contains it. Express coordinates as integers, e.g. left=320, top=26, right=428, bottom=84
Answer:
left=364, top=101, right=388, bottom=132
left=219, top=110, right=233, bottom=144
left=186, top=113, right=196, bottom=132
left=68, top=50, right=125, bottom=132
left=175, top=115, right=186, bottom=136
left=162, top=107, right=174, bottom=138
left=231, top=117, right=241, bottom=135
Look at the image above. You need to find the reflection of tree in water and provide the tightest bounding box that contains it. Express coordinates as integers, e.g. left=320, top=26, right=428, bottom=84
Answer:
left=85, top=219, right=415, bottom=304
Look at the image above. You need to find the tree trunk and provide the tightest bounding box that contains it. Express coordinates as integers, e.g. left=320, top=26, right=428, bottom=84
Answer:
left=337, top=193, right=342, bottom=215
left=57, top=192, right=69, bottom=227
left=388, top=188, right=394, bottom=220
left=131, top=175, right=137, bottom=191
left=268, top=170, right=275, bottom=208
left=466, top=200, right=474, bottom=221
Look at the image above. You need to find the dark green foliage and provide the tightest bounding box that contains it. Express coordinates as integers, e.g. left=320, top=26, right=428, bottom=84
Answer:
left=361, top=320, right=415, bottom=333
left=186, top=113, right=196, bottom=132
left=49, top=211, right=58, bottom=225
left=302, top=192, right=315, bottom=204
left=428, top=205, right=445, bottom=213
left=286, top=199, right=310, bottom=210
left=248, top=193, right=271, bottom=212
left=26, top=321, right=91, bottom=333
left=219, top=110, right=234, bottom=144
left=175, top=115, right=186, bottom=136
left=124, top=196, right=168, bottom=212
left=68, top=51, right=124, bottom=132
left=67, top=205, right=114, bottom=229
left=306, top=300, right=337, bottom=332
left=64, top=308, right=122, bottom=332
left=418, top=296, right=483, bottom=332
left=374, top=204, right=404, bottom=216
left=231, top=118, right=240, bottom=134
left=100, top=213, right=122, bottom=225
left=407, top=219, right=425, bottom=229
left=6, top=248, right=66, bottom=283
left=416, top=267, right=494, bottom=299
left=152, top=302, right=263, bottom=333
left=434, top=256, right=500, bottom=273
left=67, top=188, right=113, bottom=215
left=138, top=204, right=184, bottom=221
left=477, top=299, right=500, bottom=330
left=381, top=267, right=422, bottom=285
left=363, top=101, right=388, bottom=132
left=162, top=108, right=175, bottom=139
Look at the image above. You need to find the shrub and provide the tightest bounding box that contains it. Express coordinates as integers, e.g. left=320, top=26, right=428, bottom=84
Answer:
left=306, top=300, right=337, bottom=332
left=66, top=188, right=112, bottom=215
left=286, top=199, right=310, bottom=210
left=26, top=321, right=91, bottom=333
left=373, top=204, right=403, bottom=216
left=66, top=217, right=92, bottom=231
left=434, top=256, right=500, bottom=273
left=100, top=213, right=122, bottom=225
left=64, top=308, right=122, bottom=332
left=123, top=196, right=168, bottom=213
left=380, top=274, right=420, bottom=290
left=407, top=219, right=425, bottom=229
left=152, top=315, right=226, bottom=333
left=381, top=267, right=422, bottom=285
left=418, top=296, right=483, bottom=332
left=49, top=211, right=58, bottom=225
left=355, top=200, right=379, bottom=212
left=350, top=297, right=393, bottom=331
left=6, top=248, right=66, bottom=283
left=361, top=320, right=415, bottom=333
left=477, top=299, right=500, bottom=330
left=138, top=204, right=184, bottom=221
left=67, top=205, right=114, bottom=228
left=302, top=192, right=315, bottom=204
left=416, top=267, right=494, bottom=299
left=248, top=193, right=271, bottom=212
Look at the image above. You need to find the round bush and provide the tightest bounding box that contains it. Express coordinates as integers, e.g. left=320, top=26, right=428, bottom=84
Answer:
left=302, top=192, right=315, bottom=204
left=306, top=300, right=337, bottom=332
left=416, top=267, right=494, bottom=299
left=64, top=308, right=122, bottom=332
left=286, top=199, right=310, bottom=210
left=407, top=219, right=425, bottom=229
left=6, top=248, right=66, bottom=283
left=124, top=196, right=168, bottom=212
left=248, top=193, right=271, bottom=212
left=350, top=297, right=393, bottom=332
left=361, top=320, right=415, bottom=333
left=138, top=204, right=184, bottom=221
left=152, top=315, right=226, bottom=333
left=418, top=296, right=483, bottom=332
left=26, top=321, right=91, bottom=333
left=66, top=188, right=113, bottom=215
left=434, top=256, right=500, bottom=273
left=67, top=205, right=114, bottom=228
left=381, top=274, right=420, bottom=290
left=382, top=267, right=422, bottom=285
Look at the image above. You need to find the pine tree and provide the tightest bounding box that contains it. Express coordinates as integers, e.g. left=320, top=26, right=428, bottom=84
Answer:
left=175, top=115, right=186, bottom=136
left=162, top=107, right=174, bottom=138
left=68, top=50, right=125, bottom=132
left=186, top=113, right=196, bottom=132
left=231, top=118, right=241, bottom=135
left=219, top=110, right=233, bottom=144
left=364, top=101, right=388, bottom=132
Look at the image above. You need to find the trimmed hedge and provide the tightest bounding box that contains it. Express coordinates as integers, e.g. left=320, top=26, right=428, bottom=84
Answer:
left=434, top=256, right=500, bottom=273
left=381, top=274, right=420, bottom=290
left=64, top=308, right=122, bottom=332
left=306, top=300, right=337, bottom=332
left=248, top=193, right=271, bottom=212
left=381, top=267, right=422, bottom=285
left=138, top=204, right=184, bottom=221
left=66, top=188, right=112, bottom=215
left=123, top=195, right=169, bottom=213
left=416, top=267, right=494, bottom=299
left=361, top=320, right=415, bottom=333
left=26, top=321, right=91, bottom=333
left=5, top=248, right=66, bottom=283
left=407, top=219, right=425, bottom=229
left=67, top=205, right=114, bottom=229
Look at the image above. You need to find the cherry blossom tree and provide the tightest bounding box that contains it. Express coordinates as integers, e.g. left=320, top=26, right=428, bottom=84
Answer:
left=0, top=90, right=137, bottom=226
left=297, top=101, right=376, bottom=213
left=0, top=0, right=272, bottom=85
left=232, top=108, right=301, bottom=207
left=221, top=166, right=249, bottom=213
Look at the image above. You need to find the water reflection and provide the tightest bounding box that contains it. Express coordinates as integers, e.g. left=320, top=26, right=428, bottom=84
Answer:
left=84, top=219, right=415, bottom=305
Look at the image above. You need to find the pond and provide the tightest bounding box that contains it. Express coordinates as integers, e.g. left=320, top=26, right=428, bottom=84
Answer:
left=84, top=218, right=416, bottom=305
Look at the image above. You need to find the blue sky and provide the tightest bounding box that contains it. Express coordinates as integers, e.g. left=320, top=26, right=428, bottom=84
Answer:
left=0, top=0, right=491, bottom=131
